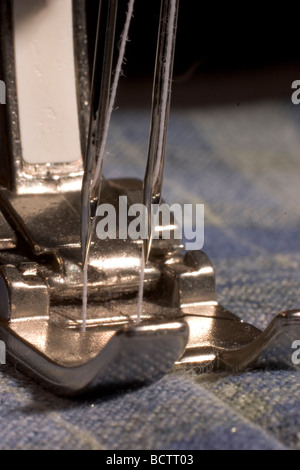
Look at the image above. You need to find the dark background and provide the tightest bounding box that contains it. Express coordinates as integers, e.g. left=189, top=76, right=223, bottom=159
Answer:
left=86, top=1, right=300, bottom=106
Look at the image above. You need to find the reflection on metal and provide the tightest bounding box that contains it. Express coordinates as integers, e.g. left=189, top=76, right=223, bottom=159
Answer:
left=0, top=0, right=299, bottom=396
left=143, top=0, right=179, bottom=263
left=0, top=177, right=299, bottom=395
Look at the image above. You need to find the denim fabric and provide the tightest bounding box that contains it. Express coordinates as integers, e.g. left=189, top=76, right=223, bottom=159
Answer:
left=1, top=99, right=299, bottom=450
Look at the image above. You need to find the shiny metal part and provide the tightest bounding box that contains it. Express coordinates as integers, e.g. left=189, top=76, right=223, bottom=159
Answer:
left=0, top=178, right=298, bottom=395
left=143, top=0, right=179, bottom=263
left=0, top=211, right=16, bottom=250
left=0, top=0, right=299, bottom=396
left=219, top=310, right=300, bottom=372
left=81, top=0, right=118, bottom=270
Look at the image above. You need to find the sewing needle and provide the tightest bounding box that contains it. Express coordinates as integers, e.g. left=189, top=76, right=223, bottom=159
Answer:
left=138, top=0, right=179, bottom=321
left=143, top=0, right=179, bottom=262
left=81, top=0, right=118, bottom=332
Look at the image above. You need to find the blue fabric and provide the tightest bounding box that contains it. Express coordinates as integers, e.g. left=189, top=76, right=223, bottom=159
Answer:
left=1, top=98, right=300, bottom=450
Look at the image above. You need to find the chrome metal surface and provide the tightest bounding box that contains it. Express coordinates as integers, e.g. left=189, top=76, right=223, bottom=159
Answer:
left=0, top=0, right=299, bottom=397
left=0, top=181, right=169, bottom=303
left=81, top=0, right=118, bottom=270
left=0, top=211, right=16, bottom=250
left=0, top=178, right=191, bottom=395
left=219, top=310, right=300, bottom=371
left=0, top=316, right=188, bottom=396
left=143, top=0, right=179, bottom=262
left=0, top=179, right=298, bottom=395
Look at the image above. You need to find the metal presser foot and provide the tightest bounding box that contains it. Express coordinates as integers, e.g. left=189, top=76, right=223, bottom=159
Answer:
left=0, top=0, right=299, bottom=397
left=0, top=182, right=299, bottom=396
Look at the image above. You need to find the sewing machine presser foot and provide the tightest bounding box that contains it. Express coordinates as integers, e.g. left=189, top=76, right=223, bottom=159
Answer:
left=0, top=179, right=298, bottom=396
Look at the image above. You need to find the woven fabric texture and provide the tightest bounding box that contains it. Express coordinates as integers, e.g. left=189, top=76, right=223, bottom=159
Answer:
left=1, top=99, right=300, bottom=450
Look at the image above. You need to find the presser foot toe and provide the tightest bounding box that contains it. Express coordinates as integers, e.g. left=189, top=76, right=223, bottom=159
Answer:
left=175, top=309, right=300, bottom=373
